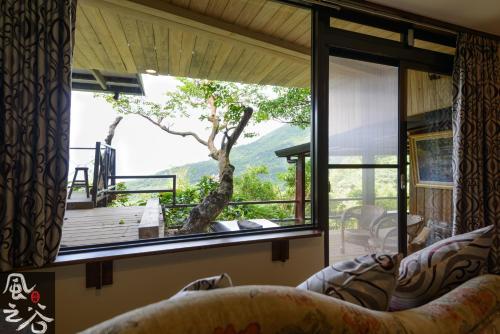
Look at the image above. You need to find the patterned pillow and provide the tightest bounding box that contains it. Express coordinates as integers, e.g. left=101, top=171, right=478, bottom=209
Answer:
left=390, top=225, right=494, bottom=310
left=297, top=253, right=401, bottom=311
left=171, top=273, right=233, bottom=299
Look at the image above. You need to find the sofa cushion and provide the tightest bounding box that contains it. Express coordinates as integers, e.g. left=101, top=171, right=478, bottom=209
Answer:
left=297, top=253, right=401, bottom=311
left=390, top=225, right=494, bottom=310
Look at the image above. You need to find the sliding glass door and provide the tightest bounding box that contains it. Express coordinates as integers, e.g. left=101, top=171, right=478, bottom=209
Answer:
left=311, top=10, right=454, bottom=266
left=327, top=55, right=405, bottom=264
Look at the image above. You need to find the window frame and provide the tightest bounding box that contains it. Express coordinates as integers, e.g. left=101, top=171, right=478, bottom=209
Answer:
left=60, top=1, right=318, bottom=260
left=311, top=8, right=454, bottom=266
left=60, top=0, right=457, bottom=263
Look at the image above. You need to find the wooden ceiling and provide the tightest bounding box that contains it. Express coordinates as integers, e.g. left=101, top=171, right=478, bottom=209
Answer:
left=74, top=0, right=311, bottom=88
left=74, top=0, right=456, bottom=90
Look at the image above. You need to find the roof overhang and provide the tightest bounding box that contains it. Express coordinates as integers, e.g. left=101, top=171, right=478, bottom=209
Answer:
left=72, top=69, right=145, bottom=95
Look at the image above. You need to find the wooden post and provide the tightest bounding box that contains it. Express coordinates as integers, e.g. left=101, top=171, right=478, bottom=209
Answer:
left=362, top=155, right=375, bottom=205
left=91, top=141, right=101, bottom=207
left=295, top=154, right=306, bottom=224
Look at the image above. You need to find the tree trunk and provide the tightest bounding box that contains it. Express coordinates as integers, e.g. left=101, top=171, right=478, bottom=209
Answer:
left=104, top=116, right=123, bottom=146
left=179, top=156, right=234, bottom=234
left=178, top=106, right=254, bottom=234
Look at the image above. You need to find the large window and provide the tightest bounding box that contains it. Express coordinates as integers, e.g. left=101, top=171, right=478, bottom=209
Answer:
left=63, top=0, right=312, bottom=250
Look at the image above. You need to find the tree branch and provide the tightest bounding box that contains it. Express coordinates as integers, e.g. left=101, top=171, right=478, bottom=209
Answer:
left=138, top=114, right=209, bottom=147
left=207, top=96, right=220, bottom=160
left=104, top=116, right=123, bottom=145
left=223, top=107, right=253, bottom=154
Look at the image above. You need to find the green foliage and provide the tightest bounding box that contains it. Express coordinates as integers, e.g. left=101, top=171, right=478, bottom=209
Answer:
left=96, top=78, right=311, bottom=140
left=109, top=182, right=151, bottom=207
left=111, top=182, right=130, bottom=206
left=159, top=166, right=295, bottom=228
left=278, top=159, right=311, bottom=198
left=233, top=166, right=277, bottom=201
left=256, top=87, right=311, bottom=128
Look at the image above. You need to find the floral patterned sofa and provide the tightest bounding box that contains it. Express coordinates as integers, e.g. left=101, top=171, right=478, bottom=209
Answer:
left=81, top=274, right=500, bottom=334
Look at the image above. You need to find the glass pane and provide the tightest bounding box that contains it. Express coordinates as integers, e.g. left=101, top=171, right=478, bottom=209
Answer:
left=414, top=39, right=455, bottom=55
left=328, top=56, right=399, bottom=164
left=328, top=168, right=399, bottom=264
left=65, top=0, right=312, bottom=248
left=330, top=18, right=400, bottom=42
left=407, top=70, right=453, bottom=254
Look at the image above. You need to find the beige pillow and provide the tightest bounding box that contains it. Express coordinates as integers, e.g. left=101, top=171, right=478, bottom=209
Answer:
left=390, top=225, right=493, bottom=310
left=171, top=273, right=233, bottom=299
left=297, top=253, right=401, bottom=311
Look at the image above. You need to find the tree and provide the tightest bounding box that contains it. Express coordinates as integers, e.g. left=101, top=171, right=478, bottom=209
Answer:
left=104, top=116, right=123, bottom=145
left=99, top=78, right=310, bottom=234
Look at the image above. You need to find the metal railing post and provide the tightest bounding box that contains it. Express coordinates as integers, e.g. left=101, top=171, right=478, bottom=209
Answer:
left=91, top=141, right=101, bottom=207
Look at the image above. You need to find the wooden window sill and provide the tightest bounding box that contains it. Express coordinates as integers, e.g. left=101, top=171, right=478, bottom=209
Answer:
left=52, top=228, right=323, bottom=267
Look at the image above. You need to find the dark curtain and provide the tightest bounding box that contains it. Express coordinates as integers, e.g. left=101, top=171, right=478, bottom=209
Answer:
left=0, top=0, right=76, bottom=271
left=452, top=32, right=500, bottom=274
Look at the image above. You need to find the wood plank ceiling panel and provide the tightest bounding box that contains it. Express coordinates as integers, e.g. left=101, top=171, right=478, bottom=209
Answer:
left=218, top=47, right=245, bottom=81
left=287, top=15, right=311, bottom=46
left=221, top=0, right=248, bottom=23
left=170, top=0, right=191, bottom=7
left=75, top=0, right=313, bottom=87
left=137, top=20, right=159, bottom=73
left=274, top=9, right=309, bottom=41
left=205, top=0, right=230, bottom=18
left=73, top=43, right=92, bottom=69
left=262, top=5, right=296, bottom=36
left=99, top=8, right=138, bottom=73
left=168, top=29, right=183, bottom=76
left=189, top=0, right=210, bottom=13
left=295, top=28, right=311, bottom=47
left=75, top=28, right=108, bottom=70
left=179, top=31, right=196, bottom=76
left=77, top=6, right=115, bottom=71
left=199, top=39, right=223, bottom=78
left=119, top=16, right=147, bottom=73
left=81, top=6, right=127, bottom=72
left=153, top=23, right=170, bottom=74
left=190, top=36, right=210, bottom=78
left=208, top=43, right=233, bottom=79
left=247, top=1, right=281, bottom=31
left=234, top=0, right=266, bottom=27
left=237, top=50, right=264, bottom=82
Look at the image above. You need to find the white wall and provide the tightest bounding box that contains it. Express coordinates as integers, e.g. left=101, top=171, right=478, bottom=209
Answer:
left=38, top=236, right=323, bottom=334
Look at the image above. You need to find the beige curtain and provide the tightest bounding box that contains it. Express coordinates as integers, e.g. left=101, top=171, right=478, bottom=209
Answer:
left=0, top=0, right=77, bottom=271
left=452, top=32, right=500, bottom=274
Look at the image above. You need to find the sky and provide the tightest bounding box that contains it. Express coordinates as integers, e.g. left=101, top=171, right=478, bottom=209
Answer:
left=69, top=74, right=282, bottom=177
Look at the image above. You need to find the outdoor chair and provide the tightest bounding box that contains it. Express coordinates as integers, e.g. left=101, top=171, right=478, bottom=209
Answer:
left=340, top=205, right=386, bottom=254
left=368, top=213, right=424, bottom=252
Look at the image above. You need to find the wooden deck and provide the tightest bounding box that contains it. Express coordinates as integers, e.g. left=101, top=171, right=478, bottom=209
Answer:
left=66, top=191, right=94, bottom=210
left=61, top=206, right=145, bottom=247
left=62, top=205, right=370, bottom=258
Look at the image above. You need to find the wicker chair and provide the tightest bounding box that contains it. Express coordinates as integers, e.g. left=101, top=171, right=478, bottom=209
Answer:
left=339, top=205, right=386, bottom=254
left=369, top=213, right=424, bottom=252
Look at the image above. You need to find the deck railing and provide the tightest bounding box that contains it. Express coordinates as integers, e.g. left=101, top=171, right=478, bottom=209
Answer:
left=70, top=142, right=176, bottom=207
left=162, top=196, right=398, bottom=225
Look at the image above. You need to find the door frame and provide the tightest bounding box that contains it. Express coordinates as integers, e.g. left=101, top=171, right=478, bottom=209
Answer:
left=312, top=9, right=454, bottom=266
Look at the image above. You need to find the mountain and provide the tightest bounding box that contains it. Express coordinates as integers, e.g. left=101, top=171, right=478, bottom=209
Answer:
left=127, top=125, right=310, bottom=190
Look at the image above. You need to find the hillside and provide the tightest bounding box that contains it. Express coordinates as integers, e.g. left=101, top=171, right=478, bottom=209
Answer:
left=127, top=125, right=309, bottom=189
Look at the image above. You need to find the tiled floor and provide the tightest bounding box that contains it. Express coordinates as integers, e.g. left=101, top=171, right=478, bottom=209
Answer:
left=328, top=230, right=372, bottom=264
